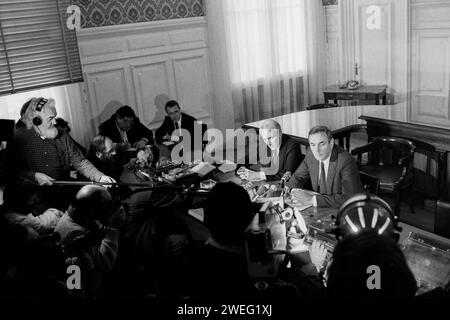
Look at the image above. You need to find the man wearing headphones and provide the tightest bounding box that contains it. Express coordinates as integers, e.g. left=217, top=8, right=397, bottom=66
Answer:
left=6, top=97, right=115, bottom=209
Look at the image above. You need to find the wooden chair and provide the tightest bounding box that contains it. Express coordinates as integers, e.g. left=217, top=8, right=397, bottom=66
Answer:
left=360, top=171, right=380, bottom=195
left=305, top=103, right=339, bottom=110
left=351, top=136, right=415, bottom=218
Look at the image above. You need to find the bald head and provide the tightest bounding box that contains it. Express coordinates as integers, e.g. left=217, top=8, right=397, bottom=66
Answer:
left=260, top=119, right=282, bottom=150
left=261, top=119, right=282, bottom=132
left=70, top=185, right=112, bottom=223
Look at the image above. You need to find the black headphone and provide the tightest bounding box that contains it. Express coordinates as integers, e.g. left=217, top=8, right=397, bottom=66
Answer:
left=32, top=98, right=48, bottom=126
left=332, top=193, right=401, bottom=242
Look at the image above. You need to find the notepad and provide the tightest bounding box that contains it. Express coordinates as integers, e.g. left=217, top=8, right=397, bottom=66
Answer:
left=191, top=162, right=216, bottom=177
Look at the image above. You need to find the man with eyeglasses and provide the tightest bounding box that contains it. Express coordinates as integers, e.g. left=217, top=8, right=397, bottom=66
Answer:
left=237, top=119, right=302, bottom=182
left=99, top=105, right=154, bottom=151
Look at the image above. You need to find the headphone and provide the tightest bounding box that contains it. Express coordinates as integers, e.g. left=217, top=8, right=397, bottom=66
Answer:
left=332, top=193, right=401, bottom=242
left=32, top=98, right=48, bottom=126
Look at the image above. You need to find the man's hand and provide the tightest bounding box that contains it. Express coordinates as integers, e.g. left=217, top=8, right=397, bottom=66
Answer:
left=35, top=172, right=54, bottom=186
left=309, top=240, right=328, bottom=272
left=38, top=208, right=64, bottom=229
left=162, top=134, right=171, bottom=141
left=133, top=139, right=147, bottom=149
left=237, top=167, right=250, bottom=180
left=291, top=188, right=314, bottom=205
left=286, top=226, right=308, bottom=252
left=99, top=175, right=116, bottom=188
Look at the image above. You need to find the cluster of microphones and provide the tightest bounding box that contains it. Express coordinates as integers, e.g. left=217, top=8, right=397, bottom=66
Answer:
left=247, top=171, right=292, bottom=201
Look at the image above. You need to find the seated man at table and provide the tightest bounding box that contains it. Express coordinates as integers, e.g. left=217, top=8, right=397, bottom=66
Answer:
left=286, top=125, right=363, bottom=208
left=237, top=119, right=302, bottom=182
left=99, top=105, right=154, bottom=151
left=155, top=100, right=204, bottom=160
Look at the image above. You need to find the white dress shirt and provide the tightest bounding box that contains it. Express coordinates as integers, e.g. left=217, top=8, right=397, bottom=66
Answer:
left=312, top=145, right=333, bottom=207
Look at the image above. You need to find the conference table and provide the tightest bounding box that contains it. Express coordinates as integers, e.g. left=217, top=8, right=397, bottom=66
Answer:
left=242, top=103, right=448, bottom=200
left=242, top=103, right=407, bottom=148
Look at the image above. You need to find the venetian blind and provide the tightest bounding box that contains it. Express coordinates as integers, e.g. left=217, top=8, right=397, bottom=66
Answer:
left=0, top=0, right=83, bottom=95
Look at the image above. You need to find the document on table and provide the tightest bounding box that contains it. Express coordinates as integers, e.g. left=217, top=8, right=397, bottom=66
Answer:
left=191, top=161, right=216, bottom=177
left=218, top=160, right=237, bottom=173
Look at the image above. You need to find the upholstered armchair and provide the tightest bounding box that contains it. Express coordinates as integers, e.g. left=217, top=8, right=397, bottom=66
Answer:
left=351, top=136, right=416, bottom=217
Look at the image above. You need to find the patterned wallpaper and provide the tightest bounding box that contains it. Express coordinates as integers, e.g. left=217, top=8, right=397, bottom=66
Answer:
left=72, top=0, right=204, bottom=28
left=322, top=0, right=338, bottom=5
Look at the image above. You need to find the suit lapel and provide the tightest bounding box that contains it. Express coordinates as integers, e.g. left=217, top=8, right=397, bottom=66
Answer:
left=278, top=136, right=287, bottom=168
left=326, top=146, right=339, bottom=194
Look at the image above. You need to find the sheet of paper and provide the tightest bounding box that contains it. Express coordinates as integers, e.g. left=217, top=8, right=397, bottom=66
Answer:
left=188, top=208, right=204, bottom=222
left=284, top=197, right=312, bottom=212
left=218, top=160, right=237, bottom=173
left=191, top=162, right=216, bottom=177
left=249, top=170, right=266, bottom=182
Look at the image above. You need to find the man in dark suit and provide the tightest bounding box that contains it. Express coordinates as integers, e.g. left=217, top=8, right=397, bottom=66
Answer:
left=155, top=100, right=204, bottom=152
left=286, top=125, right=363, bottom=208
left=99, top=105, right=154, bottom=151
left=238, top=119, right=302, bottom=181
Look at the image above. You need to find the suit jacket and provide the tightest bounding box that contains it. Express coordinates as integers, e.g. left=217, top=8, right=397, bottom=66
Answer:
left=287, top=144, right=363, bottom=208
left=98, top=114, right=154, bottom=145
left=252, top=135, right=303, bottom=181
left=155, top=112, right=203, bottom=146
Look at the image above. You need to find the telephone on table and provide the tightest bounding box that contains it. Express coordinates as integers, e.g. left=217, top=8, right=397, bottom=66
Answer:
left=339, top=80, right=360, bottom=90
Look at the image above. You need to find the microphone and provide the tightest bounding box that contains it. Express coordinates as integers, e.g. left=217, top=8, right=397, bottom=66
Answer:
left=280, top=171, right=292, bottom=189
left=252, top=184, right=270, bottom=201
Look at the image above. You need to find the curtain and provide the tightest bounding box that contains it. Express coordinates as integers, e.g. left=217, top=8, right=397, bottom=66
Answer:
left=206, top=0, right=326, bottom=128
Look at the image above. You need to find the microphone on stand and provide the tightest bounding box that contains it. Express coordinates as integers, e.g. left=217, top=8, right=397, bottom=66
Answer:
left=280, top=171, right=292, bottom=196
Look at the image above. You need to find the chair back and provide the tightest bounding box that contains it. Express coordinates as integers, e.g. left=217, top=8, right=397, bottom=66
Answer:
left=366, top=136, right=415, bottom=166
left=360, top=172, right=380, bottom=195
left=305, top=103, right=339, bottom=110
left=436, top=200, right=450, bottom=238
left=0, top=119, right=15, bottom=145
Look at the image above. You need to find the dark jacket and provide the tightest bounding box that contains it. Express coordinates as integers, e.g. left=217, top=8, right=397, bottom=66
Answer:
left=155, top=112, right=202, bottom=146
left=264, top=135, right=303, bottom=181
left=98, top=114, right=154, bottom=145
left=287, top=144, right=363, bottom=208
left=248, top=135, right=303, bottom=181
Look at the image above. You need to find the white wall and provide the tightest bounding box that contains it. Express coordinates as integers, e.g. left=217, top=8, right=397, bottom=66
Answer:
left=410, top=0, right=450, bottom=127
left=76, top=16, right=213, bottom=146
left=325, top=0, right=408, bottom=105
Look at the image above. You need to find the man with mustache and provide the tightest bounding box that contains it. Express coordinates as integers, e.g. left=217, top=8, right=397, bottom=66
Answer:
left=7, top=97, right=115, bottom=210
left=286, top=125, right=363, bottom=208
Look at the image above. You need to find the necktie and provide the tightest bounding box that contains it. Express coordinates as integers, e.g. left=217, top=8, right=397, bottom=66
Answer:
left=174, top=122, right=179, bottom=130
left=319, top=161, right=326, bottom=194
left=271, top=149, right=279, bottom=168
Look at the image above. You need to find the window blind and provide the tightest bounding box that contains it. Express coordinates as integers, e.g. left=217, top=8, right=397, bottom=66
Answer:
left=0, top=0, right=83, bottom=95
